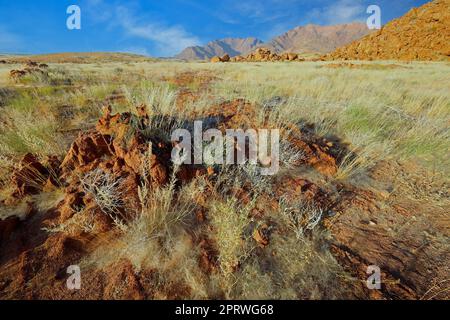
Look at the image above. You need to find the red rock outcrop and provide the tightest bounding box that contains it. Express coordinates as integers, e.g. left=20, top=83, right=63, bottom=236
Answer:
left=213, top=48, right=305, bottom=62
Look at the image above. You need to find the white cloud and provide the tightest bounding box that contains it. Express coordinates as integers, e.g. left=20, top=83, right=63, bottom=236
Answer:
left=309, top=0, right=366, bottom=25
left=116, top=6, right=200, bottom=56
left=85, top=0, right=114, bottom=23
left=84, top=0, right=200, bottom=56
left=328, top=0, right=365, bottom=23
left=233, top=0, right=291, bottom=23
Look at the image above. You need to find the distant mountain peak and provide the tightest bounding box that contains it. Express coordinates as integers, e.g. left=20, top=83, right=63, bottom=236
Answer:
left=262, top=22, right=371, bottom=54
left=175, top=37, right=264, bottom=61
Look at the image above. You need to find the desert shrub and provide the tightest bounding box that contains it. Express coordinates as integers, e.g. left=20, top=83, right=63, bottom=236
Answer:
left=253, top=229, right=352, bottom=299
left=45, top=67, right=76, bottom=86
left=0, top=88, right=68, bottom=157
left=80, top=169, right=127, bottom=229
left=215, top=163, right=273, bottom=197
left=123, top=81, right=177, bottom=114
left=279, top=197, right=324, bottom=239
left=208, top=198, right=253, bottom=275
left=221, top=200, right=351, bottom=300
left=82, top=168, right=202, bottom=291
left=121, top=82, right=187, bottom=140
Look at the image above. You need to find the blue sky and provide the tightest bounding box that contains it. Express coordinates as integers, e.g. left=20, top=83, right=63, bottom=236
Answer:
left=0, top=0, right=431, bottom=56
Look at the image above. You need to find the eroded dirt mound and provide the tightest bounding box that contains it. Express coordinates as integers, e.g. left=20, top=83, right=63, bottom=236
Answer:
left=7, top=96, right=339, bottom=212
left=6, top=97, right=339, bottom=233
left=1, top=96, right=447, bottom=300
left=211, top=48, right=305, bottom=63
left=326, top=0, right=450, bottom=61
left=0, top=98, right=344, bottom=298
left=57, top=105, right=213, bottom=231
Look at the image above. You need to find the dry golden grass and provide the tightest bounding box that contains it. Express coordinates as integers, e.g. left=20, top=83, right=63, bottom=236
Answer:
left=0, top=58, right=448, bottom=300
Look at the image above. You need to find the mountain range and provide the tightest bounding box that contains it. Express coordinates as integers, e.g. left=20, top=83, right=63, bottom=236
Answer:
left=175, top=38, right=264, bottom=61
left=176, top=22, right=371, bottom=60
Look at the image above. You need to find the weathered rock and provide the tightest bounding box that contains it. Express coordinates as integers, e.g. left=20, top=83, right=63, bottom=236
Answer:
left=60, top=131, right=113, bottom=174
left=231, top=47, right=304, bottom=62
left=103, top=260, right=145, bottom=300
left=232, top=55, right=244, bottom=62
left=287, top=53, right=298, bottom=61
left=328, top=180, right=450, bottom=299
left=221, top=54, right=230, bottom=62
left=211, top=48, right=303, bottom=63
left=252, top=224, right=271, bottom=247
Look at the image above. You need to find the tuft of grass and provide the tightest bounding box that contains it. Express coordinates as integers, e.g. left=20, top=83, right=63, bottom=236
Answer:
left=82, top=165, right=202, bottom=293
left=208, top=198, right=253, bottom=277
left=225, top=208, right=353, bottom=300
left=0, top=110, right=65, bottom=156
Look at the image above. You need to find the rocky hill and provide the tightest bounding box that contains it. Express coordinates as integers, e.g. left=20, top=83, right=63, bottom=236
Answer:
left=326, top=0, right=450, bottom=61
